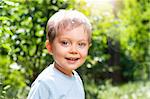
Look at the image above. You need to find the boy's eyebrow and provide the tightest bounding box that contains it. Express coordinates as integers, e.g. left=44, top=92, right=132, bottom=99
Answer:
left=59, top=37, right=88, bottom=41
left=78, top=39, right=89, bottom=42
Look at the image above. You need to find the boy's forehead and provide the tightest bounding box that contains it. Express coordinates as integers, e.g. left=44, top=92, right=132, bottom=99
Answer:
left=57, top=25, right=87, bottom=35
left=56, top=26, right=89, bottom=41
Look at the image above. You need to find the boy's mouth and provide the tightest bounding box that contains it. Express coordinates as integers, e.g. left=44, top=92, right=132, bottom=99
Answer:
left=65, top=57, right=80, bottom=64
left=65, top=57, right=80, bottom=61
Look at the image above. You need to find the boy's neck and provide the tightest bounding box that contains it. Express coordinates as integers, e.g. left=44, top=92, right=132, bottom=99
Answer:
left=54, top=63, right=73, bottom=77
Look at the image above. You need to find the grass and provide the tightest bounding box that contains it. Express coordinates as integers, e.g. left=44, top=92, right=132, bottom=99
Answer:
left=85, top=81, right=150, bottom=99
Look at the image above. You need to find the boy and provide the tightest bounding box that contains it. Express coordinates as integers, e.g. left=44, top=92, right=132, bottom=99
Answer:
left=27, top=9, right=92, bottom=99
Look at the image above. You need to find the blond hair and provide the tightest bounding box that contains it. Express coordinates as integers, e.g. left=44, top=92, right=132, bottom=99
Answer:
left=46, top=10, right=92, bottom=43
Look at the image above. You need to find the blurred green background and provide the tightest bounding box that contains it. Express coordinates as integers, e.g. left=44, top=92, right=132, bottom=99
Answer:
left=0, top=0, right=150, bottom=99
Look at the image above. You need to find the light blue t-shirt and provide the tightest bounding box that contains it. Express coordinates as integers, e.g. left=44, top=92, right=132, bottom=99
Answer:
left=27, top=63, right=85, bottom=99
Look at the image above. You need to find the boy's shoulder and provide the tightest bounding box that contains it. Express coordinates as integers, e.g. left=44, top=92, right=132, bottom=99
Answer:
left=32, top=64, right=55, bottom=85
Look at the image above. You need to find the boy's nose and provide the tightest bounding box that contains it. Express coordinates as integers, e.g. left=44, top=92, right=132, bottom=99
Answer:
left=69, top=45, right=78, bottom=54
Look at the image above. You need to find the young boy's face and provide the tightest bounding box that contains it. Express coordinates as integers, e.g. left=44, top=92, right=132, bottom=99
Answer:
left=47, top=25, right=90, bottom=76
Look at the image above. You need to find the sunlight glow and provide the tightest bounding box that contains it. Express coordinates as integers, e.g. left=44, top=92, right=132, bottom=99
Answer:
left=85, top=0, right=115, bottom=15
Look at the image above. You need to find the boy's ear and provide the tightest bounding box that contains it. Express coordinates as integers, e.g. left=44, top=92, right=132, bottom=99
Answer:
left=46, top=40, right=53, bottom=55
left=89, top=43, right=92, bottom=48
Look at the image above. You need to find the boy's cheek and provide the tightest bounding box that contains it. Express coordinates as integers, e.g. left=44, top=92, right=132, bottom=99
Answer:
left=81, top=50, right=89, bottom=57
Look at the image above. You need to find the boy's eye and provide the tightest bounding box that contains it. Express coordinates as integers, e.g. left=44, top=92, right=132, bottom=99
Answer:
left=78, top=42, right=86, bottom=48
left=61, top=40, right=70, bottom=47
